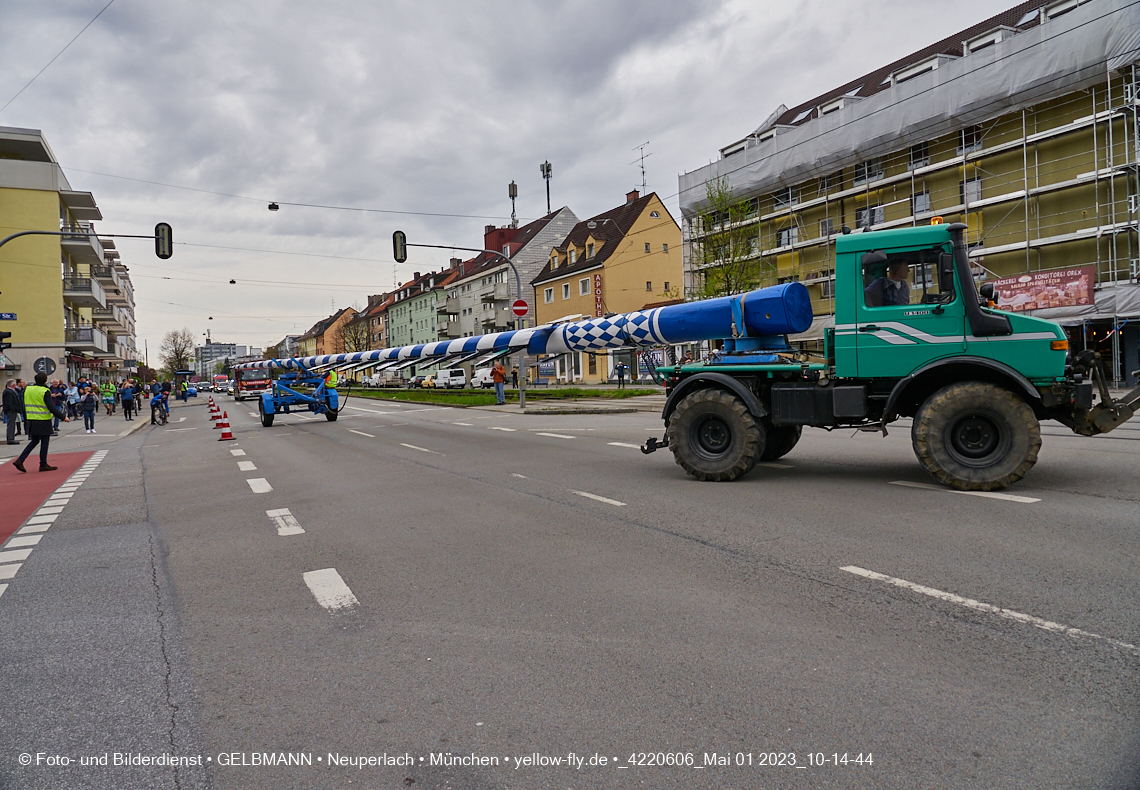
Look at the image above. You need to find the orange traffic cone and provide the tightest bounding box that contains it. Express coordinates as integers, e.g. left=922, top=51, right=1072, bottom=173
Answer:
left=210, top=403, right=222, bottom=420
left=214, top=409, right=228, bottom=428
left=218, top=413, right=235, bottom=441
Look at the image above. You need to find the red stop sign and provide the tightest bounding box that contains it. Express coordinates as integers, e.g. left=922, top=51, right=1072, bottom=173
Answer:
left=511, top=299, right=529, bottom=317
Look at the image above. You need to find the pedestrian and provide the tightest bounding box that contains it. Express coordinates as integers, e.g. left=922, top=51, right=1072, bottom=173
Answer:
left=14, top=379, right=25, bottom=435
left=102, top=380, right=115, bottom=416
left=11, top=372, right=69, bottom=473
left=616, top=362, right=626, bottom=389
left=491, top=360, right=507, bottom=405
left=65, top=381, right=80, bottom=418
left=49, top=379, right=65, bottom=433
left=120, top=380, right=136, bottom=421
left=80, top=384, right=98, bottom=433
left=3, top=379, right=22, bottom=445
left=511, top=368, right=518, bottom=389
left=179, top=380, right=188, bottom=402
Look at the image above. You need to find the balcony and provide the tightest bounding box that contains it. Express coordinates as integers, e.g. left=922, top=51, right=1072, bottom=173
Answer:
left=60, top=223, right=105, bottom=266
left=90, top=263, right=121, bottom=289
left=480, top=282, right=511, bottom=300
left=444, top=297, right=461, bottom=314
left=63, top=276, right=107, bottom=309
left=65, top=325, right=108, bottom=353
left=445, top=320, right=461, bottom=337
left=93, top=303, right=128, bottom=332
left=479, top=307, right=511, bottom=329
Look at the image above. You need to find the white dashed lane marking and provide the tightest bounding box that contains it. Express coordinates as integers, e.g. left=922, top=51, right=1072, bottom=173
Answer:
left=607, top=442, right=641, bottom=448
left=303, top=568, right=359, bottom=613
left=489, top=427, right=516, bottom=432
left=400, top=443, right=441, bottom=455
left=230, top=449, right=247, bottom=456
left=573, top=491, right=627, bottom=507
left=246, top=478, right=273, bottom=493
left=266, top=508, right=305, bottom=536
left=348, top=430, right=375, bottom=438
left=842, top=565, right=1140, bottom=655
left=889, top=480, right=1040, bottom=503
left=453, top=422, right=473, bottom=426
left=536, top=433, right=576, bottom=439
left=237, top=461, right=257, bottom=471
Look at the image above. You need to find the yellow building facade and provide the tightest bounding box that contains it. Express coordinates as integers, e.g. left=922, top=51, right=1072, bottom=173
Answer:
left=531, top=191, right=682, bottom=383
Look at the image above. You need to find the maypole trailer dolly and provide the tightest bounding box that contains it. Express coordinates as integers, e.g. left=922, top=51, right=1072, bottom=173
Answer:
left=257, top=360, right=341, bottom=427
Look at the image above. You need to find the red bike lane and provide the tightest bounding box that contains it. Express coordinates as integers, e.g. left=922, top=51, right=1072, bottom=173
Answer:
left=0, top=451, right=92, bottom=545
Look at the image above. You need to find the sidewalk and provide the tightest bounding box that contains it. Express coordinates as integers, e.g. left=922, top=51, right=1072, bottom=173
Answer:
left=0, top=397, right=201, bottom=462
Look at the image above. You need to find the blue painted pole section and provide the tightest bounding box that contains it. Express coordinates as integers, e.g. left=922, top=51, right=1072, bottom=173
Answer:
left=235, top=283, right=812, bottom=371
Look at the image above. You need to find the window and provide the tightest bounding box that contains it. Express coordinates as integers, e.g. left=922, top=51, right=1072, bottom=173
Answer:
left=562, top=283, right=570, bottom=300
left=502, top=245, right=511, bottom=258
left=662, top=243, right=668, bottom=253
left=959, top=125, right=983, bottom=154
left=855, top=203, right=884, bottom=228
left=909, top=142, right=929, bottom=169
left=579, top=278, right=590, bottom=296
left=773, top=186, right=797, bottom=208
left=820, top=278, right=835, bottom=299
left=650, top=210, right=660, bottom=218
left=912, top=191, right=931, bottom=215
left=861, top=246, right=953, bottom=308
left=960, top=177, right=982, bottom=205
left=819, top=218, right=834, bottom=238
left=587, top=243, right=594, bottom=258
left=646, top=281, right=653, bottom=292
left=544, top=287, right=554, bottom=303
left=776, top=225, right=798, bottom=247
left=550, top=257, right=557, bottom=270
left=645, top=243, right=651, bottom=253
left=663, top=282, right=670, bottom=292
left=588, top=353, right=597, bottom=375
left=854, top=158, right=883, bottom=185
left=819, top=171, right=842, bottom=192
left=569, top=249, right=576, bottom=264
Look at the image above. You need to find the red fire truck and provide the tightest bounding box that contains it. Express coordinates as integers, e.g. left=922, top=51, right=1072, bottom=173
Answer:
left=233, top=368, right=272, bottom=401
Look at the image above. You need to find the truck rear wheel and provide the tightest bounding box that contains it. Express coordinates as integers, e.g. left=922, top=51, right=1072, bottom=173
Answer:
left=667, top=389, right=764, bottom=481
left=911, top=381, right=1040, bottom=491
left=759, top=424, right=801, bottom=462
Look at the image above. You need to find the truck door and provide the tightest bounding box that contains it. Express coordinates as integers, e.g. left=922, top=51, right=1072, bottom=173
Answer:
left=854, top=246, right=965, bottom=378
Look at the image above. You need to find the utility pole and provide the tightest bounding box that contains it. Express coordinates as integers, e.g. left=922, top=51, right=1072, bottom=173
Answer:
left=540, top=161, right=552, bottom=214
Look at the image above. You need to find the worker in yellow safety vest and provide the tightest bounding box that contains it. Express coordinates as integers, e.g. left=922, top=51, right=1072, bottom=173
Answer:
left=12, top=371, right=69, bottom=473
left=324, top=369, right=338, bottom=389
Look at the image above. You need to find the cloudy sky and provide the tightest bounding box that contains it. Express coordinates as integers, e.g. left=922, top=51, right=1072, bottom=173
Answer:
left=0, top=0, right=1001, bottom=355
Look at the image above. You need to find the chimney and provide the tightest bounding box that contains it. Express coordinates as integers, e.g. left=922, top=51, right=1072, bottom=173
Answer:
left=450, top=257, right=461, bottom=270
left=626, top=189, right=640, bottom=205
left=485, top=225, right=496, bottom=235
left=413, top=272, right=420, bottom=280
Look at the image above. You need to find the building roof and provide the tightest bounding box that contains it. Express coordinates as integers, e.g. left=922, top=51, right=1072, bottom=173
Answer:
left=531, top=192, right=657, bottom=286
left=454, top=209, right=564, bottom=283
left=740, top=1, right=1044, bottom=145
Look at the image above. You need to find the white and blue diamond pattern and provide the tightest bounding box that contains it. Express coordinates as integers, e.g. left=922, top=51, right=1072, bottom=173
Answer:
left=561, top=310, right=663, bottom=352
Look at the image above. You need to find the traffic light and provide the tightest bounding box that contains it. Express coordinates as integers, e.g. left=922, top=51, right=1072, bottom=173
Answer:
left=392, top=230, right=407, bottom=263
left=155, top=222, right=173, bottom=259
left=0, top=331, right=10, bottom=352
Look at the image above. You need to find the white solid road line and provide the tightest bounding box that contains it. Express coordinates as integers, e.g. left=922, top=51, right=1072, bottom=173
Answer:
left=237, top=460, right=257, bottom=471
left=230, top=449, right=247, bottom=456
left=303, top=568, right=359, bottom=613
left=536, top=432, right=576, bottom=439
left=348, top=430, right=375, bottom=438
left=453, top=422, right=473, bottom=426
left=841, top=565, right=1140, bottom=656
left=889, top=480, right=1040, bottom=503
left=246, top=478, right=273, bottom=493
left=400, top=442, right=440, bottom=454
left=573, top=491, right=627, bottom=507
left=489, top=426, right=516, bottom=432
left=511, top=473, right=528, bottom=479
left=607, top=442, right=641, bottom=448
left=266, top=508, right=305, bottom=536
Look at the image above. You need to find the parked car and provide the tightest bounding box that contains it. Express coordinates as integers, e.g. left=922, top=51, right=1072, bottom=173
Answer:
left=407, top=375, right=428, bottom=389
left=434, top=368, right=467, bottom=389
left=185, top=386, right=198, bottom=397
left=422, top=375, right=436, bottom=388
left=471, top=368, right=495, bottom=389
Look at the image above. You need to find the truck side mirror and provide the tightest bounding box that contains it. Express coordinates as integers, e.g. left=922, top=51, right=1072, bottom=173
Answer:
left=938, top=252, right=955, bottom=292
left=979, top=282, right=998, bottom=305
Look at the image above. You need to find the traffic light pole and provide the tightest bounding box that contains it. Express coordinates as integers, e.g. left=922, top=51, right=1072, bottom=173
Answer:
left=0, top=226, right=172, bottom=257
left=401, top=242, right=527, bottom=409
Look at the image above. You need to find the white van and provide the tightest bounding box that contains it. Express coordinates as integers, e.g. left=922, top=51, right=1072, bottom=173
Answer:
left=434, top=368, right=467, bottom=389
left=471, top=368, right=495, bottom=389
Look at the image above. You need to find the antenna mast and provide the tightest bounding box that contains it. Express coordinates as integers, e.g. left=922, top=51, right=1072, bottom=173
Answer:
left=540, top=160, right=552, bottom=214
left=631, top=142, right=651, bottom=193
left=508, top=180, right=518, bottom=228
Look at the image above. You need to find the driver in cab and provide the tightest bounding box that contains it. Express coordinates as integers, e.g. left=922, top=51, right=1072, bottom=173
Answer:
left=865, top=261, right=911, bottom=307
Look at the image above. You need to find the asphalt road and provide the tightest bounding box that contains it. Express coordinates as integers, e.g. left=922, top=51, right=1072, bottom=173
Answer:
left=1, top=393, right=1138, bottom=789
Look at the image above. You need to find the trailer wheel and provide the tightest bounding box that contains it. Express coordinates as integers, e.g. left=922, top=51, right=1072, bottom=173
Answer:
left=667, top=388, right=763, bottom=481
left=259, top=398, right=273, bottom=428
left=759, top=424, right=801, bottom=462
left=911, top=381, right=1040, bottom=491
left=325, top=409, right=338, bottom=422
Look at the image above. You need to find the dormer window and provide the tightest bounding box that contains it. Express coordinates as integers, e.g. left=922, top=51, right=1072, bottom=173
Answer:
left=569, top=249, right=576, bottom=264
left=964, top=26, right=1013, bottom=54
left=1046, top=0, right=1088, bottom=19
left=892, top=54, right=957, bottom=85
left=587, top=243, right=594, bottom=258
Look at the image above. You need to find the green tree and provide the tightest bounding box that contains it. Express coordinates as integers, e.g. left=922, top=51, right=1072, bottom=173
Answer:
left=690, top=176, right=772, bottom=298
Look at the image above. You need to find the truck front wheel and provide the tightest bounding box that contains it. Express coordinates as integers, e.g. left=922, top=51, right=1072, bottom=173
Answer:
left=911, top=382, right=1040, bottom=491
left=667, top=389, right=764, bottom=481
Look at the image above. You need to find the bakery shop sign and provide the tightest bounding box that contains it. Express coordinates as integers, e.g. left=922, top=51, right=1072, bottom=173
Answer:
left=992, top=265, right=1095, bottom=312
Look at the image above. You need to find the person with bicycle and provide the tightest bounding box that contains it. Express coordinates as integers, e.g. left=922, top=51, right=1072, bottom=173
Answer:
left=151, top=389, right=169, bottom=425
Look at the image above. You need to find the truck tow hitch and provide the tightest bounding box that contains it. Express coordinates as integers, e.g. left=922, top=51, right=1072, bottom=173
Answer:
left=1069, top=353, right=1140, bottom=436
left=641, top=435, right=669, bottom=454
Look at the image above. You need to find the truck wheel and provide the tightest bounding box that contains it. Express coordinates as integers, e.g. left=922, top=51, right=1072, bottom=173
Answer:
left=325, top=409, right=338, bottom=422
left=667, top=389, right=764, bottom=481
left=759, top=424, right=801, bottom=461
left=911, top=382, right=1040, bottom=491
left=259, top=399, right=273, bottom=428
